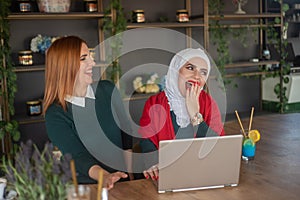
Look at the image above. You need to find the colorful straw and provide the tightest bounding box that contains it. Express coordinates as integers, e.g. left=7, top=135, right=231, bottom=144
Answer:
left=70, top=160, right=78, bottom=194
left=235, top=110, right=247, bottom=138
left=248, top=107, right=254, bottom=131
left=97, top=169, right=103, bottom=200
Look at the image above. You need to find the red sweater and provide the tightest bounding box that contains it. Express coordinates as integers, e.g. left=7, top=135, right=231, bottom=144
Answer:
left=139, top=91, right=225, bottom=148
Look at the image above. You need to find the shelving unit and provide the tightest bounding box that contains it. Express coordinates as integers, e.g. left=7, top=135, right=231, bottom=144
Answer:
left=206, top=0, right=284, bottom=113
left=12, top=65, right=45, bottom=73
left=205, top=2, right=283, bottom=77
left=120, top=0, right=283, bottom=101
left=5, top=0, right=111, bottom=148
left=7, top=12, right=108, bottom=20
left=123, top=0, right=205, bottom=48
left=261, top=0, right=300, bottom=113
left=2, top=0, right=291, bottom=148
left=8, top=12, right=108, bottom=75
left=126, top=22, right=205, bottom=29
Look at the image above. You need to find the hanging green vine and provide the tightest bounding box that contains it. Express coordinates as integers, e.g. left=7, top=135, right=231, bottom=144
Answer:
left=264, top=0, right=290, bottom=113
left=102, top=0, right=127, bottom=84
left=208, top=0, right=257, bottom=87
left=208, top=0, right=231, bottom=86
left=0, top=0, right=20, bottom=155
left=209, top=0, right=290, bottom=113
left=208, top=0, right=224, bottom=15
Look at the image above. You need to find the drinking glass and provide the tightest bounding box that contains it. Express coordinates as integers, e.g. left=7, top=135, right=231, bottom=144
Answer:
left=67, top=184, right=91, bottom=200
left=102, top=188, right=108, bottom=200
left=241, top=129, right=256, bottom=161
left=0, top=177, right=7, bottom=199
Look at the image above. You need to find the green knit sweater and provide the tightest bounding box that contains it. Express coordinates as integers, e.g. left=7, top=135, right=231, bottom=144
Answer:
left=45, top=80, right=132, bottom=184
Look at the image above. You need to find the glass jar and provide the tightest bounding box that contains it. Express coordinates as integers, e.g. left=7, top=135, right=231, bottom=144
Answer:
left=132, top=10, right=145, bottom=23
left=26, top=100, right=42, bottom=116
left=84, top=0, right=98, bottom=12
left=176, top=9, right=189, bottom=22
left=262, top=49, right=270, bottom=60
left=18, top=50, right=33, bottom=66
left=18, top=0, right=32, bottom=12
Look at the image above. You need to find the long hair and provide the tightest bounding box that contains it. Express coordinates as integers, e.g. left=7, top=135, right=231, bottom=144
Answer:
left=43, top=36, right=87, bottom=114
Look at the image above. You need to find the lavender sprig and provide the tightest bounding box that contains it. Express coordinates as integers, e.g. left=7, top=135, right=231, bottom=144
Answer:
left=1, top=140, right=73, bottom=200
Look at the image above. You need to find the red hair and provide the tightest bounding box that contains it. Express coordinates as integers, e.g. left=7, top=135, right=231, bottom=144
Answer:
left=43, top=36, right=87, bottom=113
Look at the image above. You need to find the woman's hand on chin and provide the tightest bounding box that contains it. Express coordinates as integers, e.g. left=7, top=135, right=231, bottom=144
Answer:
left=185, top=83, right=201, bottom=119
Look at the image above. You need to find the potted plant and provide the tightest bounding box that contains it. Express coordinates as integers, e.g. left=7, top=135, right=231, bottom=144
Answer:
left=1, top=140, right=72, bottom=199
left=0, top=0, right=20, bottom=157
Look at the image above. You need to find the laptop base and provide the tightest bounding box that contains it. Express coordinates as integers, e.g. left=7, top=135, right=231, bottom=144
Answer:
left=158, top=183, right=238, bottom=193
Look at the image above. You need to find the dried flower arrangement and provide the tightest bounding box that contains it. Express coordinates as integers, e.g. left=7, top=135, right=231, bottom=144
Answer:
left=1, top=140, right=72, bottom=200
left=30, top=34, right=59, bottom=54
left=133, top=73, right=161, bottom=94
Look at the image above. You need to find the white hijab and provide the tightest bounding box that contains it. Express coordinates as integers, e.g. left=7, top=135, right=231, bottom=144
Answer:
left=165, top=48, right=211, bottom=128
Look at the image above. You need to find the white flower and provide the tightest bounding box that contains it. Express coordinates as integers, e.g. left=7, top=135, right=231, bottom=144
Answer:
left=133, top=73, right=161, bottom=93
left=133, top=76, right=144, bottom=90
left=146, top=73, right=159, bottom=84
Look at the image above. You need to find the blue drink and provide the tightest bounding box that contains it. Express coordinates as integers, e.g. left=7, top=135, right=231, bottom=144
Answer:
left=242, top=138, right=256, bottom=161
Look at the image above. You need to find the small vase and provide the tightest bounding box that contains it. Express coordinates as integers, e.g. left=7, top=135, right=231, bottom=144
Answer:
left=235, top=2, right=246, bottom=14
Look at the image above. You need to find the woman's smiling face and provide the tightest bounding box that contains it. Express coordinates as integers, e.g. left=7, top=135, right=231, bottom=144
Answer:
left=77, top=43, right=95, bottom=86
left=178, top=57, right=209, bottom=97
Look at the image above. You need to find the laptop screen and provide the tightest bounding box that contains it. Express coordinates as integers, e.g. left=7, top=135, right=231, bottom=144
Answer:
left=158, top=135, right=243, bottom=193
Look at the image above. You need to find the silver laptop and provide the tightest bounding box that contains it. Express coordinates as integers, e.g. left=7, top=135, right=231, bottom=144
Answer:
left=158, top=135, right=243, bottom=193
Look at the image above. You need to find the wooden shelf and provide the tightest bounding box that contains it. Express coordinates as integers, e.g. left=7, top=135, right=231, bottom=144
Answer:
left=14, top=93, right=156, bottom=125
left=209, top=13, right=281, bottom=20
left=13, top=61, right=111, bottom=71
left=123, top=93, right=157, bottom=101
left=13, top=65, right=45, bottom=72
left=127, top=21, right=205, bottom=29
left=287, top=20, right=300, bottom=23
left=13, top=63, right=115, bottom=71
left=222, top=61, right=279, bottom=78
left=225, top=71, right=272, bottom=78
left=225, top=60, right=280, bottom=69
left=208, top=13, right=282, bottom=29
left=8, top=12, right=107, bottom=20
left=210, top=23, right=282, bottom=29
left=13, top=114, right=45, bottom=125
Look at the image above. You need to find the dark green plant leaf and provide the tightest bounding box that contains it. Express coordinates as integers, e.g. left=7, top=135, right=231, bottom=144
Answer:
left=0, top=0, right=19, bottom=153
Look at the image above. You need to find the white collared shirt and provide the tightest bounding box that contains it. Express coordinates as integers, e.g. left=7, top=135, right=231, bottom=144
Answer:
left=65, top=85, right=96, bottom=107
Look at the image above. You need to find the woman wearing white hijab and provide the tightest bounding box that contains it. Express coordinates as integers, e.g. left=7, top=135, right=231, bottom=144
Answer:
left=138, top=48, right=225, bottom=180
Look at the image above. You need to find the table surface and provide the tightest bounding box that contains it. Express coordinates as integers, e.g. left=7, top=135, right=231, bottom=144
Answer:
left=90, top=113, right=300, bottom=200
